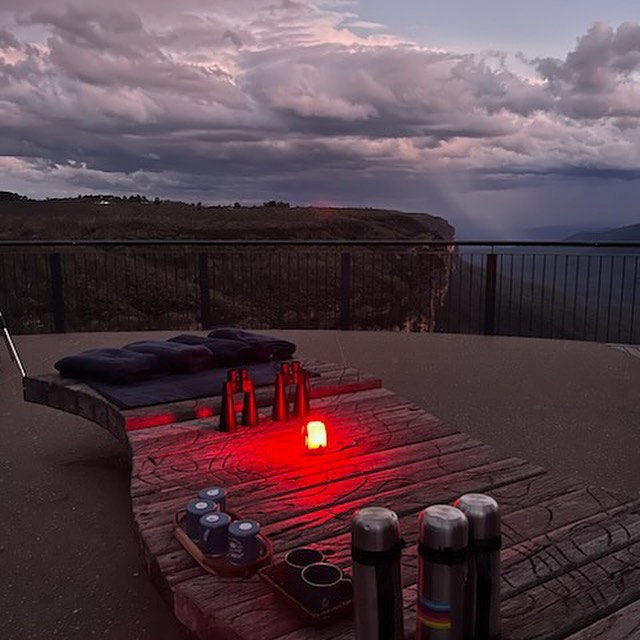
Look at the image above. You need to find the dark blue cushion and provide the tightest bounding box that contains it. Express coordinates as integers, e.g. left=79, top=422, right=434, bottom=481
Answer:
left=55, top=348, right=161, bottom=385
left=124, top=340, right=213, bottom=374
left=207, top=328, right=296, bottom=362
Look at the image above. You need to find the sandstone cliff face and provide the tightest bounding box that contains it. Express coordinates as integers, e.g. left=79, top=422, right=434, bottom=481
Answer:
left=0, top=204, right=455, bottom=333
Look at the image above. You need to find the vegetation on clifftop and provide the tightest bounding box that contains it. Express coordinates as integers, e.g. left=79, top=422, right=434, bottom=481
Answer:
left=0, top=195, right=454, bottom=241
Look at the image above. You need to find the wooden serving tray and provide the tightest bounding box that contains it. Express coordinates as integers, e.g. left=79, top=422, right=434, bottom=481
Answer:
left=174, top=511, right=273, bottom=578
left=258, top=560, right=352, bottom=626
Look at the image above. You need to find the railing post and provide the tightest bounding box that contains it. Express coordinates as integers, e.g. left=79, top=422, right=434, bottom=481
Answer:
left=49, top=253, right=66, bottom=333
left=198, top=253, right=212, bottom=329
left=484, top=252, right=497, bottom=335
left=340, top=252, right=352, bottom=330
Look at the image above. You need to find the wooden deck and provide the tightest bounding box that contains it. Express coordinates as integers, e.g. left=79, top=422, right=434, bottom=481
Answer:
left=24, top=361, right=640, bottom=639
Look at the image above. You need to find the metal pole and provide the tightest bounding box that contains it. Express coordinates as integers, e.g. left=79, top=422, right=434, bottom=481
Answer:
left=483, top=253, right=497, bottom=335
left=0, top=310, right=27, bottom=377
left=340, top=252, right=352, bottom=330
left=48, top=252, right=66, bottom=333
left=198, top=253, right=212, bottom=329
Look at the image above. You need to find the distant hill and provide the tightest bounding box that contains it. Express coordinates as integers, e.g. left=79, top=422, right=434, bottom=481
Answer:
left=521, top=224, right=610, bottom=241
left=564, top=223, right=640, bottom=242
left=0, top=197, right=454, bottom=241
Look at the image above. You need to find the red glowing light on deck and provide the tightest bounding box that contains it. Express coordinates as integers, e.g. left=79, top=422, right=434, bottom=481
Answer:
left=195, top=407, right=214, bottom=419
left=303, top=420, right=328, bottom=452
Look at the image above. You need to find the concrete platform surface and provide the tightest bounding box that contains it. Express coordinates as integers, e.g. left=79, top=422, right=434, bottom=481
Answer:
left=1, top=330, right=639, bottom=639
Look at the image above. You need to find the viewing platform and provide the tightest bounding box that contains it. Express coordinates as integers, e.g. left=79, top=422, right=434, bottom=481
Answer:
left=2, top=330, right=640, bottom=639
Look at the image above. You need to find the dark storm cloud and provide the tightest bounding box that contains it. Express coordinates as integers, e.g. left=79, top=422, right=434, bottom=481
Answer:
left=1, top=1, right=640, bottom=236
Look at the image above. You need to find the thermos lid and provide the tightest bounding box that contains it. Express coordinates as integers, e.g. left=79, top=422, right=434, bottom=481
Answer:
left=351, top=506, right=401, bottom=552
left=454, top=494, right=501, bottom=540
left=419, top=505, right=468, bottom=551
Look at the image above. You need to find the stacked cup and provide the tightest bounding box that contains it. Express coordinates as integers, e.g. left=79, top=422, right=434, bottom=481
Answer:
left=183, top=486, right=263, bottom=566
left=283, top=548, right=347, bottom=613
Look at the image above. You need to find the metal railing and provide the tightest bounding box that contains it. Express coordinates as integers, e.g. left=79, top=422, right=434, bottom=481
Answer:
left=1, top=240, right=639, bottom=344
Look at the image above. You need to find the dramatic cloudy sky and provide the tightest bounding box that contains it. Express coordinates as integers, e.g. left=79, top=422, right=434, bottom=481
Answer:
left=2, top=0, right=640, bottom=237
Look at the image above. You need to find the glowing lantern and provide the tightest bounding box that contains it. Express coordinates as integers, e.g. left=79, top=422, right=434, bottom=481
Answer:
left=303, top=420, right=328, bottom=452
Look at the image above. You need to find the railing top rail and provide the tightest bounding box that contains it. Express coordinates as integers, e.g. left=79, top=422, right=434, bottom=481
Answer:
left=1, top=239, right=640, bottom=249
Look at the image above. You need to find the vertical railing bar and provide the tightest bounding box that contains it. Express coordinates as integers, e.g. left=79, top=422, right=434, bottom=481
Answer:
left=108, top=251, right=114, bottom=330
left=550, top=254, right=558, bottom=338
left=118, top=250, right=124, bottom=329
left=184, top=252, right=190, bottom=328
left=28, top=255, right=37, bottom=331
left=212, top=251, right=218, bottom=327
left=423, top=251, right=428, bottom=332
left=77, top=252, right=84, bottom=331
left=605, top=254, right=615, bottom=342
left=331, top=252, right=335, bottom=328
left=594, top=255, right=604, bottom=341
left=247, top=249, right=253, bottom=327
left=102, top=250, right=110, bottom=330
left=315, top=252, right=320, bottom=328
left=407, top=250, right=412, bottom=331
left=125, top=249, right=132, bottom=330
left=617, top=255, right=627, bottom=344
left=252, top=250, right=258, bottom=329
left=457, top=252, right=464, bottom=333
left=571, top=255, right=581, bottom=340
left=508, top=252, right=514, bottom=336
left=540, top=254, right=547, bottom=337
left=561, top=255, right=569, bottom=337
left=143, top=250, right=150, bottom=329
left=583, top=254, right=592, bottom=340
left=239, top=249, right=245, bottom=328
left=198, top=253, right=211, bottom=330
left=415, top=250, right=420, bottom=331
left=305, top=250, right=310, bottom=328
left=119, top=250, right=126, bottom=330
left=296, top=250, right=301, bottom=328
left=9, top=253, right=19, bottom=329
left=163, top=251, right=170, bottom=330
left=442, top=252, right=449, bottom=332
left=367, top=250, right=372, bottom=328
left=175, top=251, right=180, bottom=329
left=118, top=250, right=125, bottom=330
left=132, top=250, right=139, bottom=329
left=630, top=256, right=638, bottom=344
left=480, top=252, right=486, bottom=334
left=48, top=252, right=66, bottom=333
left=173, top=251, right=179, bottom=329
left=340, top=251, right=352, bottom=331
left=528, top=254, right=536, bottom=337
left=469, top=253, right=475, bottom=333
left=518, top=254, right=525, bottom=337
left=239, top=250, right=245, bottom=327
left=69, top=252, right=77, bottom=332
left=93, top=250, right=99, bottom=331
left=137, top=250, right=143, bottom=330
left=483, top=252, right=497, bottom=335
left=495, top=253, right=502, bottom=334
left=362, top=250, right=366, bottom=329
left=109, top=250, right=116, bottom=330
